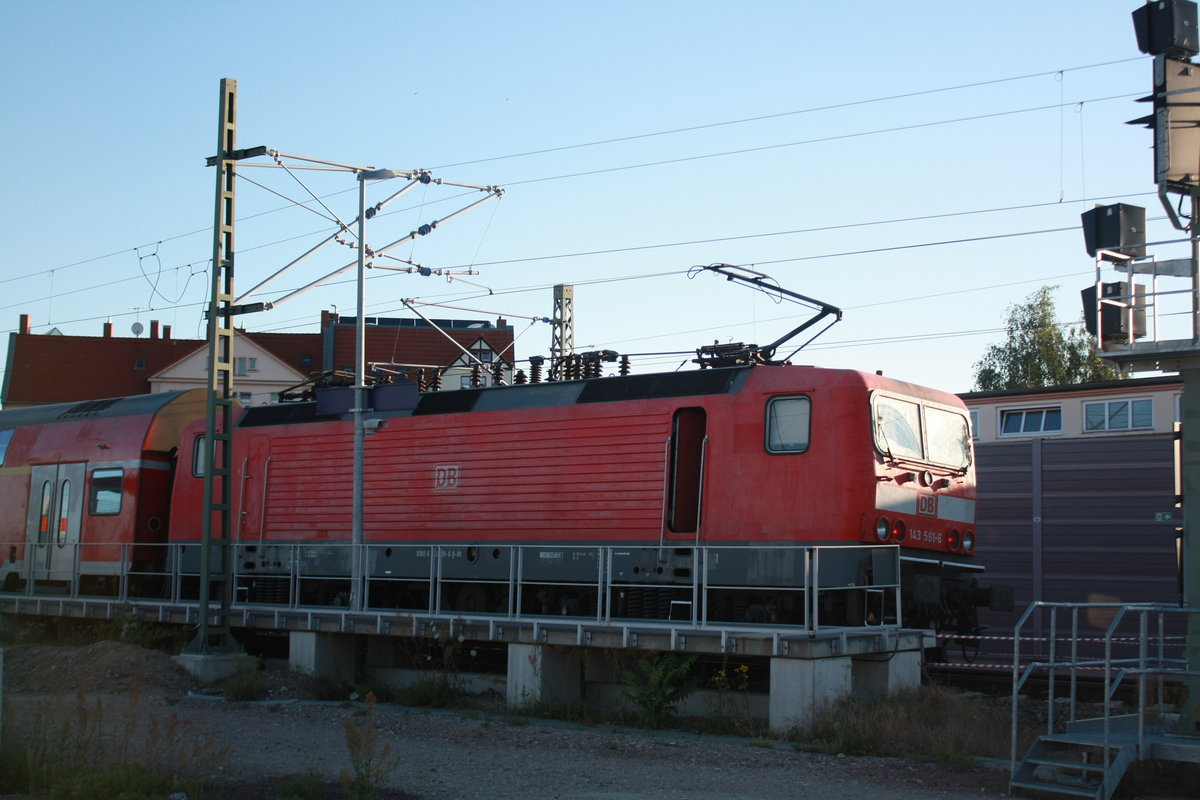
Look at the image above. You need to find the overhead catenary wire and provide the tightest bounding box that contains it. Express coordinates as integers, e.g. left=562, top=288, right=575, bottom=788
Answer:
left=431, top=56, right=1144, bottom=170
left=0, top=56, right=1160, bottom=367
left=4, top=53, right=1147, bottom=292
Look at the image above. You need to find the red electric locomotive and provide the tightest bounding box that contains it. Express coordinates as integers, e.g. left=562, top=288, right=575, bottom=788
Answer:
left=0, top=365, right=996, bottom=630
left=159, top=362, right=992, bottom=628
left=0, top=269, right=1007, bottom=632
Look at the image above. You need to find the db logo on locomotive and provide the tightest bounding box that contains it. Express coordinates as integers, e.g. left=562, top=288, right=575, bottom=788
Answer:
left=917, top=494, right=937, bottom=517
left=434, top=464, right=460, bottom=490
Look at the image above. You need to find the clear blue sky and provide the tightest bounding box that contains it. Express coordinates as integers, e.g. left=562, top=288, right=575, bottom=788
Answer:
left=0, top=1, right=1180, bottom=393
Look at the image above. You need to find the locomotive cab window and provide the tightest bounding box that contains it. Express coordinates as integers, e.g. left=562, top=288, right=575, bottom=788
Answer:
left=873, top=394, right=970, bottom=470
left=766, top=396, right=811, bottom=453
left=89, top=468, right=123, bottom=515
left=0, top=428, right=12, bottom=466
left=926, top=406, right=971, bottom=469
left=873, top=396, right=923, bottom=461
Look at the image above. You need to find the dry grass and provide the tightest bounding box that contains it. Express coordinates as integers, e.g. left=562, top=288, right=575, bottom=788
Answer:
left=803, top=684, right=1033, bottom=765
left=1, top=685, right=229, bottom=798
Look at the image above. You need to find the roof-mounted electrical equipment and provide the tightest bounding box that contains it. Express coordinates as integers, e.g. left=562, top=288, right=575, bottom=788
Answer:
left=689, top=263, right=842, bottom=369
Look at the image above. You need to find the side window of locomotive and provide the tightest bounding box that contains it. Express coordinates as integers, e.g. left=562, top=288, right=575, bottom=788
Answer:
left=925, top=406, right=971, bottom=469
left=89, top=468, right=124, bottom=515
left=0, top=428, right=12, bottom=466
left=873, top=396, right=923, bottom=461
left=766, top=396, right=811, bottom=453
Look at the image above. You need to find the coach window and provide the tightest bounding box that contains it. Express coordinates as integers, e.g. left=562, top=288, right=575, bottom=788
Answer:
left=38, top=482, right=53, bottom=545
left=89, top=469, right=123, bottom=515
left=0, top=428, right=12, bottom=466
left=766, top=396, right=811, bottom=453
left=57, top=482, right=72, bottom=544
left=193, top=435, right=207, bottom=477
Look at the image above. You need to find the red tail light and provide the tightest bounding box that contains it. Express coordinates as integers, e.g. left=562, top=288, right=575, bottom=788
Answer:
left=890, top=519, right=907, bottom=543
left=947, top=529, right=962, bottom=551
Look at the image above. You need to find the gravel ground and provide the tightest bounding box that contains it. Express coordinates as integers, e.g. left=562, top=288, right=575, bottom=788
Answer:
left=0, top=641, right=1181, bottom=799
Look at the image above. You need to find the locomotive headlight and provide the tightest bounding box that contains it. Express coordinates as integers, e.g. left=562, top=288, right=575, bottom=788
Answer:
left=890, top=519, right=907, bottom=543
left=947, top=529, right=962, bottom=551
left=875, top=518, right=890, bottom=542
left=961, top=530, right=975, bottom=553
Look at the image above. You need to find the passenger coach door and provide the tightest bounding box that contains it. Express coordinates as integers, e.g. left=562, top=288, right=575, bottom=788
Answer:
left=27, top=463, right=85, bottom=582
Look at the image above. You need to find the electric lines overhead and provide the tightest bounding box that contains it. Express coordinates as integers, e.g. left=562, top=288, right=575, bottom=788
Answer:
left=0, top=52, right=1157, bottom=390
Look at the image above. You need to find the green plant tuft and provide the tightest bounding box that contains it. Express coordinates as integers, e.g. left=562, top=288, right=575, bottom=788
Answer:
left=620, top=652, right=698, bottom=729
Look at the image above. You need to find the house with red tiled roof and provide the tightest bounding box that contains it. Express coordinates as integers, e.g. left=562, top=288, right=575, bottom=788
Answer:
left=2, top=311, right=516, bottom=408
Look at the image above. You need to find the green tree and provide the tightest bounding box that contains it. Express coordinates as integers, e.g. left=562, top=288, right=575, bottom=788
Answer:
left=972, top=286, right=1120, bottom=391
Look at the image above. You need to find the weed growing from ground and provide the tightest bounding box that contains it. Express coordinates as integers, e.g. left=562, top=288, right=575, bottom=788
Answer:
left=702, top=661, right=761, bottom=736
left=620, top=652, right=698, bottom=728
left=269, top=769, right=331, bottom=800
left=340, top=693, right=399, bottom=800
left=397, top=673, right=464, bottom=708
left=222, top=663, right=267, bottom=701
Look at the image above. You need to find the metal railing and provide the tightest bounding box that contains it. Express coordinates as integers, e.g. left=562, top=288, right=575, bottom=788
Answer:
left=1009, top=601, right=1197, bottom=781
left=0, top=540, right=902, bottom=635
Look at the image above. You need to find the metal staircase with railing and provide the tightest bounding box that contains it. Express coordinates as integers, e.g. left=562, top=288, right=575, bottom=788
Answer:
left=1009, top=602, right=1200, bottom=800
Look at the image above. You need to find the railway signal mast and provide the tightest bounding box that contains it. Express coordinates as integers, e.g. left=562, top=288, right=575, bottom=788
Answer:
left=1091, top=0, right=1200, bottom=734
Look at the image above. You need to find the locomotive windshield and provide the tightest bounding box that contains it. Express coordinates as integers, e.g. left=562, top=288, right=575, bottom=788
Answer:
left=872, top=394, right=970, bottom=470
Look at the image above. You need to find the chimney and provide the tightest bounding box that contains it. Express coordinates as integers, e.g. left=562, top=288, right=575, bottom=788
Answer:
left=162, top=324, right=171, bottom=340
left=19, top=313, right=31, bottom=334
left=496, top=317, right=507, bottom=328
left=150, top=320, right=160, bottom=339
left=103, top=319, right=114, bottom=338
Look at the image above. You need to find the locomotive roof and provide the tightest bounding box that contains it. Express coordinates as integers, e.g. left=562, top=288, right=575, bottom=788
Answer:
left=0, top=390, right=200, bottom=427
left=240, top=366, right=756, bottom=427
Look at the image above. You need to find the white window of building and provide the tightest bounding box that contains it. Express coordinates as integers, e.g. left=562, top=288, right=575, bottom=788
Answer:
left=969, top=409, right=979, bottom=440
left=1083, top=398, right=1152, bottom=432
left=235, top=357, right=258, bottom=375
left=999, top=407, right=1062, bottom=436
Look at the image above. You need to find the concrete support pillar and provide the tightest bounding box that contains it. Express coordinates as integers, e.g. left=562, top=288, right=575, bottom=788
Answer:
left=506, top=643, right=582, bottom=708
left=173, top=651, right=257, bottom=684
left=768, top=656, right=851, bottom=735
left=853, top=650, right=921, bottom=697
left=289, top=631, right=356, bottom=682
